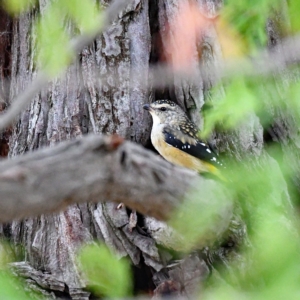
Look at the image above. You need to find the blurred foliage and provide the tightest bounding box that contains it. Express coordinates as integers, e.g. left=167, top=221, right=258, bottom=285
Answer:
left=288, top=0, right=300, bottom=33
left=59, top=0, right=100, bottom=33
left=0, top=242, right=40, bottom=300
left=202, top=173, right=300, bottom=300
left=3, top=0, right=36, bottom=14
left=35, top=5, right=72, bottom=76
left=174, top=1, right=300, bottom=299
left=35, top=0, right=100, bottom=75
left=78, top=244, right=132, bottom=298
left=0, top=272, right=33, bottom=300
left=202, top=77, right=260, bottom=137
left=169, top=179, right=233, bottom=251
left=4, top=0, right=101, bottom=75
left=0, top=240, right=133, bottom=299
left=222, top=0, right=282, bottom=52
left=202, top=73, right=300, bottom=138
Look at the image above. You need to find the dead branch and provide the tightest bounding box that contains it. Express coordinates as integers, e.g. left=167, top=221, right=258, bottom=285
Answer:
left=0, top=134, right=230, bottom=223
left=0, top=134, right=192, bottom=221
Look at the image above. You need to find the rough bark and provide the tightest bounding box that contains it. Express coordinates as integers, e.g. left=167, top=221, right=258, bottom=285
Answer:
left=156, top=0, right=205, bottom=124
left=5, top=1, right=156, bottom=298
left=0, top=8, right=11, bottom=104
left=0, top=8, right=12, bottom=157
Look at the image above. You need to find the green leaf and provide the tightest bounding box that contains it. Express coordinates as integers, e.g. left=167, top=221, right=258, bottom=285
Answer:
left=0, top=243, right=35, bottom=300
left=78, top=244, right=132, bottom=297
left=3, top=0, right=36, bottom=14
left=0, top=272, right=32, bottom=300
left=288, top=80, right=300, bottom=125
left=202, top=77, right=260, bottom=137
left=288, top=0, right=300, bottom=33
left=169, top=180, right=233, bottom=251
left=222, top=0, right=282, bottom=52
left=60, top=0, right=100, bottom=33
left=35, top=5, right=72, bottom=76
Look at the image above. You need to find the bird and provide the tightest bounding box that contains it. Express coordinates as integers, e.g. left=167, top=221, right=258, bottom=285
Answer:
left=143, top=100, right=225, bottom=180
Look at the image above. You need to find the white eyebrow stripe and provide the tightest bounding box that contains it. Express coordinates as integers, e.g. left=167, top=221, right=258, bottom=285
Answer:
left=153, top=103, right=174, bottom=109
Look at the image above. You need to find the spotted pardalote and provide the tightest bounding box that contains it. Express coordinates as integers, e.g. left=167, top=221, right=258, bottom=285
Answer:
left=143, top=100, right=225, bottom=180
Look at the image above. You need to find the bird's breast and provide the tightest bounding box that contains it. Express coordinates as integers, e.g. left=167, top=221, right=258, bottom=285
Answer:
left=150, top=124, right=165, bottom=151
left=150, top=126, right=214, bottom=173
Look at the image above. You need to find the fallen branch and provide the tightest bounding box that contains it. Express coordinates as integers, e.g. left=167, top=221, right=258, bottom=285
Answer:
left=0, top=134, right=230, bottom=223
left=0, top=134, right=192, bottom=221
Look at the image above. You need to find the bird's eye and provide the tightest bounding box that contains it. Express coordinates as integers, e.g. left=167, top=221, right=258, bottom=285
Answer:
left=160, top=107, right=167, bottom=111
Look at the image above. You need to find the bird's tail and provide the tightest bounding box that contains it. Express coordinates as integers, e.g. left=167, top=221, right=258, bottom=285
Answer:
left=202, top=162, right=227, bottom=182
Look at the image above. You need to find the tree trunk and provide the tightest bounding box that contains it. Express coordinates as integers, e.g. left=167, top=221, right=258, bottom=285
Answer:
left=0, top=0, right=294, bottom=299
left=0, top=8, right=12, bottom=158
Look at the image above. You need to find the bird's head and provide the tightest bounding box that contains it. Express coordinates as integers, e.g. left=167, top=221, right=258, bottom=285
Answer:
left=143, top=100, right=186, bottom=126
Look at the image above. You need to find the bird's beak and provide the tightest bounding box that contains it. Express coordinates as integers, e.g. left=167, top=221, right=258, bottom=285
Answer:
left=143, top=104, right=151, bottom=111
